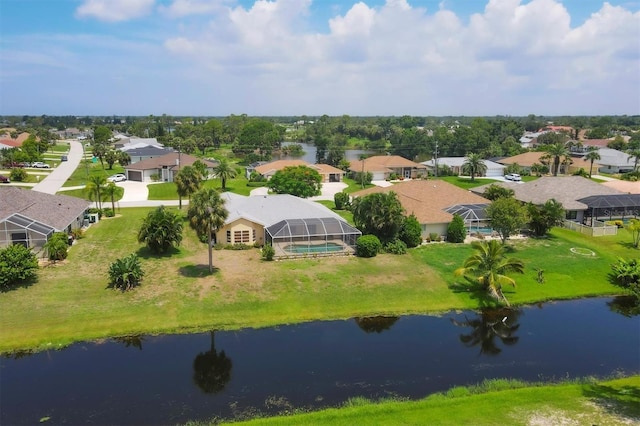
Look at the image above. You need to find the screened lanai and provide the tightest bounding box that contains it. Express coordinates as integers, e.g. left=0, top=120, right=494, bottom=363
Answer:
left=444, top=204, right=491, bottom=233
left=0, top=213, right=55, bottom=251
left=265, top=217, right=361, bottom=258
left=578, top=194, right=640, bottom=223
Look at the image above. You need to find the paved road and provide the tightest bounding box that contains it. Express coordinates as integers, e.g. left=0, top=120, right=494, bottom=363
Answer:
left=32, top=140, right=83, bottom=194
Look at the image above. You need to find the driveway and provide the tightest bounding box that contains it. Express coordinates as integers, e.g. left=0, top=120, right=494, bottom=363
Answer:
left=118, top=180, right=149, bottom=202
left=249, top=182, right=348, bottom=200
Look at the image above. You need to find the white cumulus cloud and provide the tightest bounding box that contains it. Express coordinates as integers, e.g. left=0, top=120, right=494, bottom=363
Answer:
left=75, top=0, right=156, bottom=22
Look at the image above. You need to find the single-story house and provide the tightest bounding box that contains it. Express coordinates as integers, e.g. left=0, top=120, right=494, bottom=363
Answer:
left=123, top=146, right=175, bottom=165
left=115, top=138, right=163, bottom=151
left=124, top=153, right=218, bottom=182
left=348, top=155, right=428, bottom=180
left=590, top=148, right=636, bottom=174
left=217, top=192, right=361, bottom=258
left=351, top=180, right=490, bottom=238
left=253, top=160, right=344, bottom=183
left=498, top=152, right=597, bottom=175
left=245, top=161, right=269, bottom=179
left=0, top=187, right=90, bottom=251
left=471, top=176, right=633, bottom=225
left=421, top=157, right=506, bottom=177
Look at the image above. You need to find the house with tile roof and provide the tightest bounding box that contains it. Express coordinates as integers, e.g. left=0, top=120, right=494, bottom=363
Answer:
left=351, top=180, right=490, bottom=238
left=421, top=157, right=506, bottom=178
left=498, top=152, right=597, bottom=175
left=253, top=159, right=344, bottom=182
left=0, top=187, right=91, bottom=251
left=123, top=153, right=218, bottom=182
left=348, top=155, right=428, bottom=180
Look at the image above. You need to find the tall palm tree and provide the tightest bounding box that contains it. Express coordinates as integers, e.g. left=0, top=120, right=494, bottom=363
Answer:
left=461, top=153, right=487, bottom=182
left=86, top=175, right=106, bottom=210
left=174, top=165, right=202, bottom=209
left=542, top=143, right=569, bottom=176
left=212, top=159, right=237, bottom=191
left=454, top=240, right=525, bottom=306
left=103, top=182, right=118, bottom=213
left=187, top=188, right=229, bottom=273
left=626, top=141, right=640, bottom=172
left=584, top=148, right=601, bottom=178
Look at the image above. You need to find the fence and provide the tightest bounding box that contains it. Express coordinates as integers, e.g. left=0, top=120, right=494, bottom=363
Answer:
left=563, top=220, right=618, bottom=237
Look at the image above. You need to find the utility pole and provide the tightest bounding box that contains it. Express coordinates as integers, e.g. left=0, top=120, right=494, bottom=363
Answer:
left=434, top=141, right=439, bottom=178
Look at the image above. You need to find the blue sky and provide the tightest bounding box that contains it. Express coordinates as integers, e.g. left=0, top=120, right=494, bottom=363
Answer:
left=1, top=0, right=639, bottom=116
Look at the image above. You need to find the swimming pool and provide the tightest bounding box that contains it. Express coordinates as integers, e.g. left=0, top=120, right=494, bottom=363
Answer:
left=283, top=242, right=345, bottom=254
left=468, top=227, right=494, bottom=235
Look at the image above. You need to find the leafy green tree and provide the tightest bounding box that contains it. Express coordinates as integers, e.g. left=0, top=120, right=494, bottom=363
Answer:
left=43, top=232, right=68, bottom=262
left=462, top=153, right=487, bottom=181
left=108, top=253, right=144, bottom=291
left=137, top=206, right=183, bottom=254
left=486, top=197, right=528, bottom=244
left=527, top=199, right=565, bottom=237
left=610, top=258, right=640, bottom=299
left=454, top=240, right=525, bottom=305
left=212, top=159, right=237, bottom=190
left=104, top=150, right=118, bottom=169
left=93, top=125, right=112, bottom=145
left=0, top=244, right=39, bottom=288
left=483, top=184, right=514, bottom=201
left=268, top=165, right=322, bottom=198
left=530, top=163, right=547, bottom=177
left=355, top=234, right=382, bottom=258
left=174, top=165, right=202, bottom=209
left=626, top=218, right=640, bottom=249
left=352, top=192, right=405, bottom=243
left=188, top=188, right=229, bottom=273
left=584, top=148, right=601, bottom=178
left=447, top=214, right=466, bottom=243
left=86, top=175, right=106, bottom=210
left=9, top=168, right=28, bottom=182
left=353, top=171, right=373, bottom=187
left=399, top=214, right=423, bottom=248
left=117, top=151, right=131, bottom=166
left=334, top=191, right=350, bottom=210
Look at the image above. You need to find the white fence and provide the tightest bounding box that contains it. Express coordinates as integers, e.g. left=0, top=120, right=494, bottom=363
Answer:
left=563, top=220, right=618, bottom=237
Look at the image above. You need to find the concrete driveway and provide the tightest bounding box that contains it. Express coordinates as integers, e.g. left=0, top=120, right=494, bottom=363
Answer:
left=249, top=181, right=348, bottom=200
left=118, top=180, right=150, bottom=202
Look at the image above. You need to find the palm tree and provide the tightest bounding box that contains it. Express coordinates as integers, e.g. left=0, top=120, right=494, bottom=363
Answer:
left=187, top=188, right=229, bottom=273
left=454, top=240, right=525, bottom=306
left=584, top=148, right=601, bottom=178
left=103, top=182, right=118, bottom=213
left=212, top=159, right=237, bottom=190
left=461, top=153, right=487, bottom=182
left=137, top=206, right=184, bottom=254
left=542, top=143, right=569, bottom=176
left=86, top=175, right=106, bottom=210
left=626, top=141, right=640, bottom=172
left=351, top=192, right=405, bottom=243
left=174, top=165, right=202, bottom=209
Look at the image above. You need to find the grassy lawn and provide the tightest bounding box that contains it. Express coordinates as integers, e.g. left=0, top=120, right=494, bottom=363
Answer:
left=342, top=177, right=375, bottom=193
left=148, top=177, right=254, bottom=199
left=435, top=176, right=498, bottom=189
left=58, top=186, right=124, bottom=202
left=63, top=161, right=125, bottom=187
left=229, top=376, right=640, bottom=426
left=0, top=205, right=635, bottom=354
left=315, top=200, right=355, bottom=224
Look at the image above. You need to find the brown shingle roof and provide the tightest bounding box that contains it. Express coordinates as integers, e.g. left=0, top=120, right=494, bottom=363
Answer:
left=348, top=155, right=427, bottom=173
left=124, top=153, right=217, bottom=171
left=0, top=187, right=90, bottom=230
left=254, top=160, right=309, bottom=175
left=498, top=152, right=597, bottom=170
left=352, top=180, right=489, bottom=224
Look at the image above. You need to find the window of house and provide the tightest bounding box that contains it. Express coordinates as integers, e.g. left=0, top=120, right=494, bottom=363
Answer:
left=234, top=230, right=250, bottom=243
left=226, top=230, right=231, bottom=243
left=565, top=210, right=577, bottom=220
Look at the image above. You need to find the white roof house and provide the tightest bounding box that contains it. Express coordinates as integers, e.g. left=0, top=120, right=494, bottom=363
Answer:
left=421, top=157, right=506, bottom=177
left=590, top=148, right=636, bottom=174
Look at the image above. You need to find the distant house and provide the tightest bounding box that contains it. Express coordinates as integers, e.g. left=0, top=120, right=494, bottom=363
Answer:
left=590, top=148, right=635, bottom=174
left=348, top=155, right=428, bottom=180
left=421, top=157, right=506, bottom=178
left=351, top=180, right=490, bottom=238
left=216, top=193, right=361, bottom=258
left=116, top=138, right=164, bottom=151
left=123, top=153, right=218, bottom=182
left=123, top=146, right=175, bottom=165
left=0, top=187, right=90, bottom=251
left=253, top=160, right=344, bottom=183
left=498, top=152, right=596, bottom=175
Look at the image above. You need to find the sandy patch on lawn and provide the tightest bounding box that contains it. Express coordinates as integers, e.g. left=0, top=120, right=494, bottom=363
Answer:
left=515, top=402, right=639, bottom=426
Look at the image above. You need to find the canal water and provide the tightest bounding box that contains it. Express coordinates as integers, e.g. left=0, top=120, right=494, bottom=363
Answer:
left=1, top=297, right=638, bottom=425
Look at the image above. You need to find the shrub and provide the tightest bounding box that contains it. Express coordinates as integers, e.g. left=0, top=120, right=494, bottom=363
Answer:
left=44, top=232, right=68, bottom=262
left=610, top=258, right=640, bottom=298
left=137, top=206, right=183, bottom=254
left=620, top=171, right=640, bottom=181
left=108, top=253, right=144, bottom=291
left=261, top=244, right=275, bottom=261
left=572, top=168, right=589, bottom=177
left=9, top=168, right=28, bottom=182
left=356, top=235, right=382, bottom=258
left=0, top=244, right=39, bottom=288
left=447, top=214, right=466, bottom=243
left=103, top=208, right=115, bottom=218
left=352, top=171, right=373, bottom=186
left=399, top=214, right=422, bottom=248
left=70, top=228, right=84, bottom=240
left=226, top=243, right=252, bottom=250
left=334, top=192, right=350, bottom=210
left=150, top=173, right=161, bottom=182
left=429, top=232, right=440, bottom=242
left=384, top=239, right=407, bottom=255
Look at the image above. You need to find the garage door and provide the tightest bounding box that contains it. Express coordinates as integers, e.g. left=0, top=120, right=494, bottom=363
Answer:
left=372, top=172, right=386, bottom=181
left=485, top=168, right=503, bottom=177
left=127, top=170, right=143, bottom=181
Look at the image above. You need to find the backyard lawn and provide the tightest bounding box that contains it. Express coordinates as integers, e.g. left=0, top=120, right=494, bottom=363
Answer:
left=0, top=206, right=634, bottom=354
left=63, top=161, right=125, bottom=187
left=148, top=176, right=254, bottom=199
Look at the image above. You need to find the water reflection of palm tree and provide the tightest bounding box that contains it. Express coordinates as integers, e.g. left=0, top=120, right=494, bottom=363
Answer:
left=112, top=335, right=144, bottom=350
left=354, top=316, right=400, bottom=333
left=451, top=308, right=521, bottom=355
left=193, top=331, right=232, bottom=394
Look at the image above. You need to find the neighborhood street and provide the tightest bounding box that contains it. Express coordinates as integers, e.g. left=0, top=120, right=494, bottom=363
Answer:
left=32, top=140, right=84, bottom=194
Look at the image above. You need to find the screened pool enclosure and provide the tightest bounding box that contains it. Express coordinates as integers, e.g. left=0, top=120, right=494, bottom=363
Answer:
left=445, top=204, right=492, bottom=234
left=265, top=218, right=361, bottom=258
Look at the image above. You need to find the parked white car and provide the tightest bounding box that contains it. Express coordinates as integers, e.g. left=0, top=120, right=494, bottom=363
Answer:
left=107, top=173, right=127, bottom=183
left=505, top=173, right=522, bottom=181
left=31, top=162, right=50, bottom=169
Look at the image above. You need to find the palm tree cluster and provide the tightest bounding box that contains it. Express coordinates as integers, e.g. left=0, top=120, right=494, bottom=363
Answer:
left=137, top=206, right=184, bottom=254
left=108, top=253, right=144, bottom=291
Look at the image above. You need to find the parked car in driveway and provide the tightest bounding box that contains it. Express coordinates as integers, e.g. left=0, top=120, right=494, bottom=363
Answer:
left=31, top=162, right=50, bottom=169
left=107, top=173, right=127, bottom=183
left=505, top=173, right=522, bottom=181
